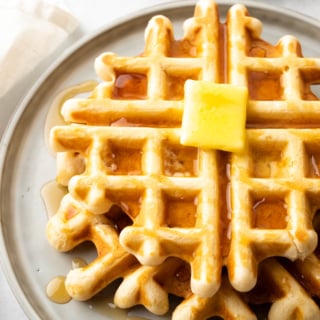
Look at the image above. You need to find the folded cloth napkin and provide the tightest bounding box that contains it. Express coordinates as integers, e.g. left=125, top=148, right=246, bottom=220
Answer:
left=0, top=0, right=79, bottom=98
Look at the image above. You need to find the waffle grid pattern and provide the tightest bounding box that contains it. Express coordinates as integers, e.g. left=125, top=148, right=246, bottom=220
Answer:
left=50, top=2, right=316, bottom=296
left=51, top=124, right=223, bottom=297
left=46, top=0, right=320, bottom=318
left=227, top=4, right=320, bottom=125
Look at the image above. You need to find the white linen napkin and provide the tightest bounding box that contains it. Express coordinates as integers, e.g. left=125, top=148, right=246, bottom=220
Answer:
left=0, top=0, right=79, bottom=98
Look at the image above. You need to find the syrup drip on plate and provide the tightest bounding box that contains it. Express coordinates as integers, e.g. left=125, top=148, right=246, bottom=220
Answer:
left=44, top=80, right=98, bottom=153
left=46, top=276, right=71, bottom=304
left=46, top=257, right=147, bottom=318
left=41, top=181, right=67, bottom=218
left=46, top=257, right=88, bottom=304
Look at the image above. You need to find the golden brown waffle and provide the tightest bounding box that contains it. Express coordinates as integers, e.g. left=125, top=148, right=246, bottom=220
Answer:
left=50, top=0, right=320, bottom=297
left=46, top=0, right=320, bottom=318
left=46, top=193, right=256, bottom=318
left=46, top=194, right=136, bottom=300
left=242, top=258, right=320, bottom=320
left=46, top=193, right=320, bottom=319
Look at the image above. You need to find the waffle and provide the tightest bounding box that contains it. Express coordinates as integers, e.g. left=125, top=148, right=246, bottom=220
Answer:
left=46, top=192, right=255, bottom=318
left=46, top=0, right=320, bottom=318
left=242, top=258, right=320, bottom=320
left=46, top=194, right=136, bottom=300
left=46, top=192, right=320, bottom=319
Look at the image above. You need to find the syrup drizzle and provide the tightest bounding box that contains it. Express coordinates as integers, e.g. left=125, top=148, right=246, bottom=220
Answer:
left=46, top=276, right=71, bottom=304
left=41, top=181, right=67, bottom=218
left=112, top=73, right=147, bottom=100
left=46, top=258, right=88, bottom=304
left=44, top=80, right=98, bottom=152
left=71, top=257, right=88, bottom=269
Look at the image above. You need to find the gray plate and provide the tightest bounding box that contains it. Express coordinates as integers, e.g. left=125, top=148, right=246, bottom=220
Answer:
left=1, top=1, right=320, bottom=319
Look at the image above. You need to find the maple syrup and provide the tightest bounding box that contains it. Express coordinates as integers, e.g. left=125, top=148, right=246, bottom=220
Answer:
left=46, top=276, right=71, bottom=304
left=168, top=39, right=197, bottom=57
left=252, top=196, right=288, bottom=229
left=248, top=70, right=283, bottom=101
left=309, top=154, right=320, bottom=177
left=164, top=195, right=197, bottom=228
left=103, top=141, right=143, bottom=175
left=218, top=23, right=227, bottom=83
left=71, top=257, right=88, bottom=269
left=41, top=181, right=67, bottom=218
left=112, top=73, right=147, bottom=99
left=252, top=147, right=284, bottom=178
left=105, top=205, right=133, bottom=232
left=46, top=257, right=88, bottom=304
left=44, top=80, right=98, bottom=150
left=218, top=152, right=232, bottom=258
left=163, top=143, right=198, bottom=177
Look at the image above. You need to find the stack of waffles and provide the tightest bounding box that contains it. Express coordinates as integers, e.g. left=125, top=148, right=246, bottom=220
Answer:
left=46, top=0, right=320, bottom=318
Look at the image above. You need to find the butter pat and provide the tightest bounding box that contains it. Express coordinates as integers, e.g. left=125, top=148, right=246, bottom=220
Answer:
left=181, top=80, right=248, bottom=152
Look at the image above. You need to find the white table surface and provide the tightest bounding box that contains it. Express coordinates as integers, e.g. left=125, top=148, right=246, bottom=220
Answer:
left=0, top=0, right=319, bottom=319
